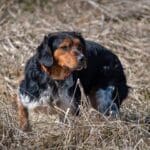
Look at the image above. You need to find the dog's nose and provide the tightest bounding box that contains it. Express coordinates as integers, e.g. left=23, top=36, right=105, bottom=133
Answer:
left=78, top=55, right=85, bottom=63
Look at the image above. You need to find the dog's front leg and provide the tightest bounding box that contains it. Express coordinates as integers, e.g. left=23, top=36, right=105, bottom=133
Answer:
left=17, top=100, right=30, bottom=131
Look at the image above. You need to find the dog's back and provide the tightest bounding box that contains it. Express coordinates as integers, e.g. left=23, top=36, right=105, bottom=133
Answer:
left=76, top=40, right=128, bottom=111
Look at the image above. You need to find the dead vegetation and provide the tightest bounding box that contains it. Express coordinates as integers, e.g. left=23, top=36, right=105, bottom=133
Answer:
left=0, top=0, right=150, bottom=149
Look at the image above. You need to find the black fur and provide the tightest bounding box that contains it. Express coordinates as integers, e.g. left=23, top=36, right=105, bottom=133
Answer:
left=37, top=36, right=53, bottom=67
left=19, top=31, right=128, bottom=116
left=76, top=41, right=128, bottom=111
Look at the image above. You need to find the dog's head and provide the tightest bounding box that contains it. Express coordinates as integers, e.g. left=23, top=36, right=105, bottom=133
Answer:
left=37, top=32, right=87, bottom=80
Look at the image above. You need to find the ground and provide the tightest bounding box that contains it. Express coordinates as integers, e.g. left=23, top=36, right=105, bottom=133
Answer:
left=0, top=0, right=150, bottom=149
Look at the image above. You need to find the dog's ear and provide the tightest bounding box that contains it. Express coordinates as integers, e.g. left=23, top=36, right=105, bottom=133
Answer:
left=72, top=31, right=87, bottom=56
left=72, top=31, right=85, bottom=46
left=70, top=31, right=82, bottom=39
left=37, top=36, right=53, bottom=67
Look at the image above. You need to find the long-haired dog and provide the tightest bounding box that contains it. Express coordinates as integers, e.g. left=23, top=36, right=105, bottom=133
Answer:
left=18, top=32, right=128, bottom=131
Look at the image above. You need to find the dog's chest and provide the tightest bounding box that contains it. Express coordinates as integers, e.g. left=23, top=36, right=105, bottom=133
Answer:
left=55, top=75, right=74, bottom=99
left=19, top=75, right=74, bottom=109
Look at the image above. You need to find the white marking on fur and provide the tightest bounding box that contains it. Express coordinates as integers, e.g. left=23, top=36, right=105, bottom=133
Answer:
left=96, top=86, right=115, bottom=113
left=18, top=75, right=75, bottom=110
left=18, top=85, right=52, bottom=109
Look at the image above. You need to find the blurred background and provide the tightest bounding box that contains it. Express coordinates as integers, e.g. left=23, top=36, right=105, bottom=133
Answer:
left=0, top=0, right=149, bottom=149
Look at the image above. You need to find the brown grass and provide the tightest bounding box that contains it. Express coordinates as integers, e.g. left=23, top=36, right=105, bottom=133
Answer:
left=0, top=0, right=150, bottom=149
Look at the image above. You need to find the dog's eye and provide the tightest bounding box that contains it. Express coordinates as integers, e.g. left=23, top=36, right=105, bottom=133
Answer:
left=78, top=45, right=83, bottom=51
left=61, top=46, right=68, bottom=50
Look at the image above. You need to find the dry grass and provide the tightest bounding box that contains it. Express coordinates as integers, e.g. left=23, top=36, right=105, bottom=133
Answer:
left=0, top=0, right=150, bottom=149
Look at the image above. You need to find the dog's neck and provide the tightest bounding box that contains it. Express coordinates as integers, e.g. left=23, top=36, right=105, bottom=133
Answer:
left=41, top=63, right=72, bottom=80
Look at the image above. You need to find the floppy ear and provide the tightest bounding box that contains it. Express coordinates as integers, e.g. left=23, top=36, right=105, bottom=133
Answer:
left=37, top=36, right=53, bottom=67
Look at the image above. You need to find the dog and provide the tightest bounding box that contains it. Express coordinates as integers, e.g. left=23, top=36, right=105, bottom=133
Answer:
left=17, top=31, right=128, bottom=131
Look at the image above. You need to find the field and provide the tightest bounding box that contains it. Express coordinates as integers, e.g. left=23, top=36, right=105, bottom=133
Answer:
left=0, top=0, right=149, bottom=149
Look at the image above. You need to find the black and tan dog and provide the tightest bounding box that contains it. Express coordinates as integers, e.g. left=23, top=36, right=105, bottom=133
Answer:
left=18, top=31, right=128, bottom=131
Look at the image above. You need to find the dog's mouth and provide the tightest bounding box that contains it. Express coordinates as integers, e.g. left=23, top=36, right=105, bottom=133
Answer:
left=62, top=63, right=87, bottom=74
left=63, top=59, right=87, bottom=71
left=41, top=60, right=87, bottom=80
left=60, top=65, right=82, bottom=80
left=75, top=63, right=86, bottom=71
left=50, top=60, right=87, bottom=80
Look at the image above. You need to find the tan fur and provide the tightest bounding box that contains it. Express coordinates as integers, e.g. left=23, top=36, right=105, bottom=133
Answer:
left=17, top=98, right=30, bottom=131
left=40, top=38, right=83, bottom=80
left=54, top=49, right=79, bottom=70
left=41, top=64, right=72, bottom=80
